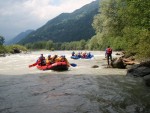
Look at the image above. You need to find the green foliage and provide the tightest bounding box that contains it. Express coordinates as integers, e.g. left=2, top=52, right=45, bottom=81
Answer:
left=90, top=0, right=150, bottom=59
left=122, top=0, right=150, bottom=29
left=122, top=27, right=140, bottom=53
left=5, top=44, right=28, bottom=53
left=25, top=43, right=33, bottom=49
left=78, top=39, right=86, bottom=50
left=9, top=44, right=27, bottom=51
left=45, top=40, right=53, bottom=50
left=0, top=36, right=5, bottom=54
left=4, top=46, right=14, bottom=53
left=136, top=29, right=150, bottom=60
left=26, top=41, right=46, bottom=50
left=0, top=45, right=6, bottom=53
left=0, top=35, right=5, bottom=45
left=88, top=35, right=99, bottom=50
left=93, top=0, right=124, bottom=37
left=0, top=44, right=27, bottom=54
left=0, top=36, right=28, bottom=54
left=111, top=36, right=126, bottom=51
left=24, top=40, right=89, bottom=50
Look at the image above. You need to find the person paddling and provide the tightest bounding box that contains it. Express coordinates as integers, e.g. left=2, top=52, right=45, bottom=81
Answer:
left=46, top=55, right=52, bottom=65
left=39, top=54, right=46, bottom=66
left=51, top=55, right=58, bottom=64
left=29, top=54, right=46, bottom=68
left=105, top=46, right=112, bottom=67
left=59, top=55, right=70, bottom=67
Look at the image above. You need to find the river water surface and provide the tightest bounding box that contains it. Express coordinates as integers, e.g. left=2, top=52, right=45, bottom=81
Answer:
left=0, top=51, right=149, bottom=113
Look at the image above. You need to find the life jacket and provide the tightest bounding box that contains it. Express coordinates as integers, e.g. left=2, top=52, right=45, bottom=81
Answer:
left=39, top=57, right=46, bottom=66
left=46, top=57, right=52, bottom=65
left=59, top=57, right=70, bottom=67
left=72, top=52, right=75, bottom=56
left=51, top=55, right=59, bottom=63
left=106, top=48, right=112, bottom=54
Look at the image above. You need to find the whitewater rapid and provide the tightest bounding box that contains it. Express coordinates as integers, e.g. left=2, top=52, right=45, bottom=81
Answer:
left=0, top=50, right=123, bottom=75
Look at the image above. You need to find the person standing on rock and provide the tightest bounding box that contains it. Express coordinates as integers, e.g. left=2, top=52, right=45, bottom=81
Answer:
left=105, top=46, right=112, bottom=67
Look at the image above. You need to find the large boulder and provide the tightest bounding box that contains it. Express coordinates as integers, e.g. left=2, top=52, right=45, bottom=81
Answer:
left=126, top=64, right=150, bottom=77
left=126, top=61, right=150, bottom=87
left=143, top=75, right=150, bottom=87
left=13, top=48, right=21, bottom=54
left=0, top=53, right=6, bottom=57
left=140, top=60, right=150, bottom=68
left=111, top=57, right=126, bottom=69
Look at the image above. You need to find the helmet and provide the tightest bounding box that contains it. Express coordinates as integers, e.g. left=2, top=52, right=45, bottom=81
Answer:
left=61, top=55, right=65, bottom=58
left=48, top=55, right=51, bottom=57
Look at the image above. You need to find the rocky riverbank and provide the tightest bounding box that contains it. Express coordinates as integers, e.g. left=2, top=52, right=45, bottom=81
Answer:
left=111, top=51, right=150, bottom=87
left=126, top=60, right=150, bottom=87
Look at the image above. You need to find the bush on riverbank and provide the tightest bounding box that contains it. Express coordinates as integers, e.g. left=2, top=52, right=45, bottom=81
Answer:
left=0, top=45, right=6, bottom=53
left=0, top=44, right=28, bottom=54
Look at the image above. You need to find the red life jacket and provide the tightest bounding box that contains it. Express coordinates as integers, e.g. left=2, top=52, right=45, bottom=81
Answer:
left=106, top=48, right=112, bottom=54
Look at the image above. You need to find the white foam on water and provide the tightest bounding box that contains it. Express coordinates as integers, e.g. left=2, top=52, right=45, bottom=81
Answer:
left=0, top=51, right=118, bottom=75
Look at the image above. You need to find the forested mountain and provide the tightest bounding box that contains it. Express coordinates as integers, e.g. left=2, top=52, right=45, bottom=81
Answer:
left=19, top=0, right=99, bottom=44
left=6, top=30, right=34, bottom=45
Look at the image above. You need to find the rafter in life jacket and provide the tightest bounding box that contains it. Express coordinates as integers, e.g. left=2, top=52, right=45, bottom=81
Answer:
left=106, top=48, right=112, bottom=54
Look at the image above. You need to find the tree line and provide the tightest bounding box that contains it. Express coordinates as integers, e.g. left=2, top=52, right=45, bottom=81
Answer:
left=24, top=39, right=88, bottom=50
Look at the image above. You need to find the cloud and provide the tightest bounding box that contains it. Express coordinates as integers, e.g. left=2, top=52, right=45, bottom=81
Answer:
left=0, top=0, right=96, bottom=41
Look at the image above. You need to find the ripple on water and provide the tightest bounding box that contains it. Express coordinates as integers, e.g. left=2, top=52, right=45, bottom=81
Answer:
left=85, top=75, right=150, bottom=113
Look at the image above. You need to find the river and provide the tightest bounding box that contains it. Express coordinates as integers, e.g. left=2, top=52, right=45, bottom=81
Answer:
left=0, top=51, right=149, bottom=113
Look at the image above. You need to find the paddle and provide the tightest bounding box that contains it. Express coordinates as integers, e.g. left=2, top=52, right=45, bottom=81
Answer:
left=29, top=62, right=38, bottom=68
left=70, top=63, right=77, bottom=67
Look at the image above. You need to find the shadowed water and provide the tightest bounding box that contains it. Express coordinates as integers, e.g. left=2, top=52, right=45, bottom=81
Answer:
left=0, top=51, right=149, bottom=113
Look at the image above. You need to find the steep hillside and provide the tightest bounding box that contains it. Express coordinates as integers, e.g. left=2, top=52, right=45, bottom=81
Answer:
left=19, top=0, right=99, bottom=44
left=6, top=30, right=34, bottom=45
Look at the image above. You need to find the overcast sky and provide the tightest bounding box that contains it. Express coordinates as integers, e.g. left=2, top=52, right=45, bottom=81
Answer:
left=0, top=0, right=96, bottom=41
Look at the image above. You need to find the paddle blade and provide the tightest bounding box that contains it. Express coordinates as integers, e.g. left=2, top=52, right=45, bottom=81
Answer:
left=70, top=63, right=77, bottom=67
left=28, top=62, right=38, bottom=68
left=29, top=65, right=33, bottom=68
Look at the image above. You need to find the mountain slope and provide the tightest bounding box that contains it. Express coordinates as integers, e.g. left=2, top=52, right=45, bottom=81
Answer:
left=19, top=0, right=99, bottom=44
left=6, top=30, right=34, bottom=45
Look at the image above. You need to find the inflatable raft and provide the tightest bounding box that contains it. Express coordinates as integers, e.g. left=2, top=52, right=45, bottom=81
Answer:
left=71, top=56, right=80, bottom=59
left=71, top=55, right=94, bottom=59
left=37, top=62, right=68, bottom=71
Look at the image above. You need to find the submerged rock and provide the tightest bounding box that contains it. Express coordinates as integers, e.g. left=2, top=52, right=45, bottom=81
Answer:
left=91, top=65, right=99, bottom=68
